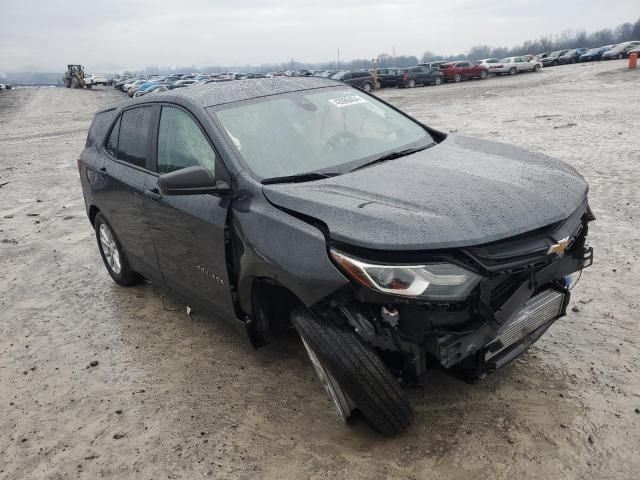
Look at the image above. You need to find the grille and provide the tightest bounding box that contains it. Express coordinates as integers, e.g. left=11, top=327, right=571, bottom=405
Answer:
left=485, top=289, right=564, bottom=361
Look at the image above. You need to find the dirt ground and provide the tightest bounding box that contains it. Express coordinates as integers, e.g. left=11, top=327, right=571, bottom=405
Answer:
left=1, top=60, right=639, bottom=480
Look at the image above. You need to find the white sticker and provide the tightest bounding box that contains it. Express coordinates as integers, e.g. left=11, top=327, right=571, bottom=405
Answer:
left=329, top=95, right=368, bottom=108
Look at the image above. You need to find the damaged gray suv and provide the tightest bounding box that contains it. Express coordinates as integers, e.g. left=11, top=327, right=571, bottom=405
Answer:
left=79, top=78, right=594, bottom=435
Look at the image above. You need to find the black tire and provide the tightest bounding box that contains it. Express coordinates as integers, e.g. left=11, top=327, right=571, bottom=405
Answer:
left=454, top=73, right=461, bottom=82
left=480, top=70, right=488, bottom=79
left=533, top=64, right=541, bottom=72
left=362, top=82, right=372, bottom=92
left=434, top=76, right=442, bottom=85
left=94, top=213, right=143, bottom=286
left=408, top=79, right=416, bottom=88
left=509, top=67, right=517, bottom=75
left=553, top=60, right=558, bottom=66
left=374, top=80, right=382, bottom=90
left=292, top=307, right=414, bottom=435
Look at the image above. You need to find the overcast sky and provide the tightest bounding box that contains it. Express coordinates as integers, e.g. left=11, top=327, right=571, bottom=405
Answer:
left=0, top=0, right=637, bottom=72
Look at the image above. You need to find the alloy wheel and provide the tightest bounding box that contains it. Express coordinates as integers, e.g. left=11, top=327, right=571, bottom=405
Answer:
left=99, top=223, right=122, bottom=275
left=301, top=337, right=355, bottom=423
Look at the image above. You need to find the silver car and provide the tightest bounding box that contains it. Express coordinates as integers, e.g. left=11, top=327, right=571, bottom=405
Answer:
left=493, top=56, right=542, bottom=75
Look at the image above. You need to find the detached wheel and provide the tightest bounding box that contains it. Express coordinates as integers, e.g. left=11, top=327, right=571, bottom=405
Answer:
left=94, top=213, right=142, bottom=286
left=292, top=307, right=414, bottom=436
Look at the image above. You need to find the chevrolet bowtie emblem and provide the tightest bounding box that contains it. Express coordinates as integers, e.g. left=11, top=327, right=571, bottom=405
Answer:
left=548, top=236, right=571, bottom=256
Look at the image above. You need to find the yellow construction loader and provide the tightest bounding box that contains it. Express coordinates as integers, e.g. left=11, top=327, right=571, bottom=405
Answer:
left=63, top=64, right=92, bottom=89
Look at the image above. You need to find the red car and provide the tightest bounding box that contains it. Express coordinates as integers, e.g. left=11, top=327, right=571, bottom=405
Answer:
left=440, top=61, right=489, bottom=82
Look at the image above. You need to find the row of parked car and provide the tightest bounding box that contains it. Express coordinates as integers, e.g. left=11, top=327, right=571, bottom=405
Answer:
left=108, top=40, right=640, bottom=97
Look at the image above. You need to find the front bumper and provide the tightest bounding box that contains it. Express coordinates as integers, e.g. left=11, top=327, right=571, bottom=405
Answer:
left=424, top=245, right=592, bottom=374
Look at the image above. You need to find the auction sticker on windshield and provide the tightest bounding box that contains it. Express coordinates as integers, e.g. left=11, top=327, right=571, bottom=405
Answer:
left=329, top=95, right=368, bottom=108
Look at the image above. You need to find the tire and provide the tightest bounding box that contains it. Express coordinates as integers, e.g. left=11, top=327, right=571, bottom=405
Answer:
left=374, top=80, right=382, bottom=90
left=553, top=60, right=558, bottom=66
left=434, top=76, right=442, bottom=85
left=454, top=74, right=461, bottom=82
left=618, top=53, right=623, bottom=60
left=408, top=79, right=416, bottom=88
left=94, top=213, right=143, bottom=286
left=292, top=307, right=414, bottom=436
left=509, top=67, right=517, bottom=75
left=362, top=82, right=372, bottom=92
left=480, top=70, right=488, bottom=79
left=533, top=64, right=541, bottom=71
left=86, top=84, right=92, bottom=89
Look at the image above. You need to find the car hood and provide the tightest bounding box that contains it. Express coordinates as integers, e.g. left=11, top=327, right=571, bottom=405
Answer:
left=262, top=136, right=588, bottom=251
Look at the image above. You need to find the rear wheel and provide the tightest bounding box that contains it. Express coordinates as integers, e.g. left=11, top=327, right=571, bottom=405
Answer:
left=292, top=307, right=414, bottom=436
left=408, top=79, right=416, bottom=88
left=94, top=213, right=142, bottom=286
left=533, top=64, right=541, bottom=71
left=509, top=67, right=517, bottom=75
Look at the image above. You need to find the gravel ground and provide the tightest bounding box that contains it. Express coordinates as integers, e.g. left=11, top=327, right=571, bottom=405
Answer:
left=1, top=60, right=639, bottom=480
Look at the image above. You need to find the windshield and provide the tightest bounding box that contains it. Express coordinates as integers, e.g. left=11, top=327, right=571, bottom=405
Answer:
left=211, top=88, right=433, bottom=180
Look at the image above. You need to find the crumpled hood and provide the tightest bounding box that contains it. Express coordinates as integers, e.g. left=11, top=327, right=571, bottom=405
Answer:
left=262, top=135, right=588, bottom=251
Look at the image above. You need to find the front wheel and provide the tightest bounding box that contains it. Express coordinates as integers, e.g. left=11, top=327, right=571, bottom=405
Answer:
left=95, top=213, right=142, bottom=286
left=533, top=64, right=541, bottom=71
left=480, top=70, right=488, bottom=79
left=408, top=79, right=416, bottom=88
left=434, top=76, right=442, bottom=85
left=374, top=80, right=382, bottom=90
left=362, top=82, right=372, bottom=92
left=454, top=74, right=461, bottom=82
left=292, top=307, right=414, bottom=436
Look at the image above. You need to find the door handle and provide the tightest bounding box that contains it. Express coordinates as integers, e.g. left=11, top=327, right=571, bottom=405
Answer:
left=144, top=188, right=163, bottom=201
left=98, top=166, right=108, bottom=176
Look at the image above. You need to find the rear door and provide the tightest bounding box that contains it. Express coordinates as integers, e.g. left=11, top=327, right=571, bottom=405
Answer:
left=456, top=62, right=470, bottom=78
left=143, top=104, right=236, bottom=320
left=91, top=106, right=161, bottom=280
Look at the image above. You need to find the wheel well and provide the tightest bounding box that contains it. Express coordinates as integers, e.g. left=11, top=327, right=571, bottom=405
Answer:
left=251, top=278, right=304, bottom=340
left=88, top=205, right=100, bottom=226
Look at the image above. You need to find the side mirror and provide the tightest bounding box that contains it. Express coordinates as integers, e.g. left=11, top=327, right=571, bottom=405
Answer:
left=157, top=166, right=230, bottom=196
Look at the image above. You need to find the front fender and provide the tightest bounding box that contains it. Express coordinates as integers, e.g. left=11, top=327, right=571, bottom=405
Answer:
left=231, top=190, right=349, bottom=317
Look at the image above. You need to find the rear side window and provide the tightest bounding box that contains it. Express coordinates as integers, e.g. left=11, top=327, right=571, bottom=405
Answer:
left=157, top=106, right=217, bottom=176
left=116, top=107, right=153, bottom=168
left=105, top=116, right=120, bottom=157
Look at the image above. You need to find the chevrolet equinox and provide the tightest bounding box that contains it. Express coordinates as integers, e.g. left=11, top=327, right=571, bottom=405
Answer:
left=79, top=78, right=594, bottom=435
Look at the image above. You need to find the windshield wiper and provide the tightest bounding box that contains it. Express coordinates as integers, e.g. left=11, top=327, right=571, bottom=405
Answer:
left=261, top=171, right=340, bottom=185
left=351, top=144, right=433, bottom=172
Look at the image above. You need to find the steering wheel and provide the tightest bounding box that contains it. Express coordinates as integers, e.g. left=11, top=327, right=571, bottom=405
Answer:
left=323, top=131, right=358, bottom=155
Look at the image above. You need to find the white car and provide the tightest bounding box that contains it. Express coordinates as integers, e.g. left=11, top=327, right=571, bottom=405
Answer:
left=493, top=56, right=542, bottom=75
left=84, top=73, right=108, bottom=86
left=476, top=58, right=506, bottom=75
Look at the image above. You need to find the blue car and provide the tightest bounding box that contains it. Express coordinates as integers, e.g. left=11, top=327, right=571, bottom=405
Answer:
left=579, top=47, right=610, bottom=62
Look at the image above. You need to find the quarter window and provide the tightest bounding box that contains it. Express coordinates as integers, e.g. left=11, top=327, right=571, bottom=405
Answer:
left=117, top=107, right=153, bottom=169
left=105, top=116, right=120, bottom=157
left=157, top=106, right=217, bottom=175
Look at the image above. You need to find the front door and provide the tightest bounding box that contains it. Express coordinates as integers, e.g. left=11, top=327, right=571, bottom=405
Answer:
left=143, top=105, right=235, bottom=320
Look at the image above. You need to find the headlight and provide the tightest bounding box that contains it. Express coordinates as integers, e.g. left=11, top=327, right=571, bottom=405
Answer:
left=330, top=249, right=481, bottom=301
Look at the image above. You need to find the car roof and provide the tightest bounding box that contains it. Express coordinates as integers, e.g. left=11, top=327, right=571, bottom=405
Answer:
left=98, top=77, right=342, bottom=115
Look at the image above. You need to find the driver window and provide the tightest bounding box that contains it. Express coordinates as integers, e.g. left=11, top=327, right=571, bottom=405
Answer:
left=157, top=106, right=216, bottom=176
